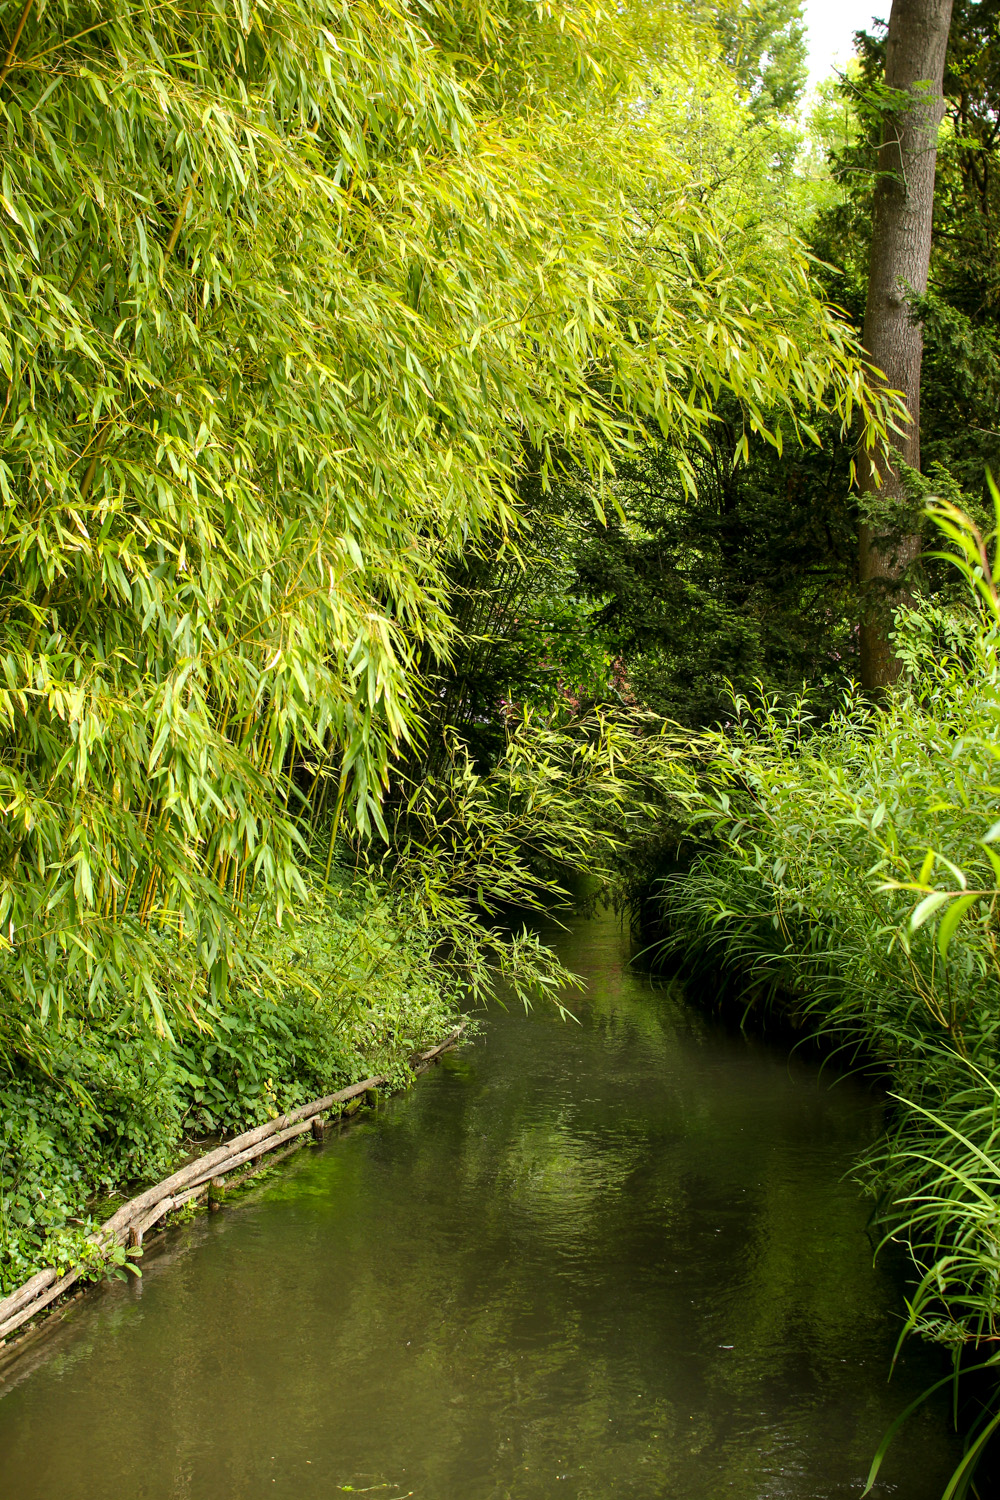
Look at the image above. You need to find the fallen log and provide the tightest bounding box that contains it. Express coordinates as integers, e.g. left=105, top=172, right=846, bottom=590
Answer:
left=0, top=1268, right=82, bottom=1343
left=0, top=1020, right=467, bottom=1341
left=95, top=1073, right=387, bottom=1248
left=210, top=1133, right=310, bottom=1199
left=0, top=1267, right=62, bottom=1326
left=0, top=1074, right=386, bottom=1333
left=412, top=1024, right=465, bottom=1073
left=179, top=1119, right=314, bottom=1193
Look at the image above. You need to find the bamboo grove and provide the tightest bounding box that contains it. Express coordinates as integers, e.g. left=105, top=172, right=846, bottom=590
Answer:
left=0, top=0, right=896, bottom=1046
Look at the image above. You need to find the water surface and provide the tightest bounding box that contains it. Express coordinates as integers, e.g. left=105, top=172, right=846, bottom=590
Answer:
left=0, top=913, right=960, bottom=1497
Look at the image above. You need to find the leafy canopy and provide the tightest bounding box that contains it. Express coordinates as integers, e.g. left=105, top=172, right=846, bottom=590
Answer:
left=0, top=0, right=894, bottom=1035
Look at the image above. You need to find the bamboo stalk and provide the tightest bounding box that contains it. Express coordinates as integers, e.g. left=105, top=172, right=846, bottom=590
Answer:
left=164, top=182, right=194, bottom=261
left=120, top=799, right=154, bottom=914
left=137, top=868, right=158, bottom=927
left=79, top=424, right=109, bottom=502
left=0, top=0, right=34, bottom=89
left=323, top=757, right=350, bottom=885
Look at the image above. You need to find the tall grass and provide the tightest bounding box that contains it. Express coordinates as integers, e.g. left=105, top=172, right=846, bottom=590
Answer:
left=652, top=497, right=1000, bottom=1496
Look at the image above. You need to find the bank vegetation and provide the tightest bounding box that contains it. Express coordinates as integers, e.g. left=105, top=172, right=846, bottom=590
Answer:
left=2, top=0, right=999, bottom=1493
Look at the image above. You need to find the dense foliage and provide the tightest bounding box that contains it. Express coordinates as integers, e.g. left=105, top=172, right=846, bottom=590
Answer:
left=0, top=0, right=890, bottom=1049
left=0, top=870, right=459, bottom=1290
left=528, top=3, right=1000, bottom=731
left=7, top=1, right=1000, bottom=1491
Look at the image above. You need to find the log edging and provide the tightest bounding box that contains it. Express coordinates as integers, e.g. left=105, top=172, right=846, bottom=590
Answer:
left=0, top=1023, right=466, bottom=1345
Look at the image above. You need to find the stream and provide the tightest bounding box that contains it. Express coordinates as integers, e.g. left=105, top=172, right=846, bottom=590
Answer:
left=0, top=912, right=962, bottom=1498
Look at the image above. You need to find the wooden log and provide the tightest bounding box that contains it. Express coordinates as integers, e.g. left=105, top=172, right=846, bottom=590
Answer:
left=170, top=1181, right=210, bottom=1212
left=0, top=1267, right=62, bottom=1325
left=223, top=1136, right=305, bottom=1195
left=185, top=1119, right=313, bottom=1186
left=107, top=1122, right=311, bottom=1251
left=0, top=1026, right=465, bottom=1331
left=129, top=1180, right=209, bottom=1243
left=0, top=1268, right=81, bottom=1342
left=415, top=1024, right=466, bottom=1065
left=311, top=1116, right=325, bottom=1141
left=412, top=1023, right=466, bottom=1075
left=0, top=1178, right=213, bottom=1339
left=93, top=1073, right=386, bottom=1249
left=132, top=1196, right=179, bottom=1240
left=126, top=1124, right=314, bottom=1245
left=0, top=1109, right=321, bottom=1329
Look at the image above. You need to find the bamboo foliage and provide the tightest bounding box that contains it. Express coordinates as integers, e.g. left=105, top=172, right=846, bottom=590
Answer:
left=360, top=705, right=699, bottom=1016
left=0, top=0, right=896, bottom=1033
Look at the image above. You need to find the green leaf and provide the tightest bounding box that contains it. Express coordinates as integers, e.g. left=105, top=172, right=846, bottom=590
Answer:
left=910, top=891, right=951, bottom=930
left=937, top=893, right=979, bottom=959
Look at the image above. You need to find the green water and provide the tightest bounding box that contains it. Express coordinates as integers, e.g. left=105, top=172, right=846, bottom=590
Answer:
left=0, top=913, right=961, bottom=1498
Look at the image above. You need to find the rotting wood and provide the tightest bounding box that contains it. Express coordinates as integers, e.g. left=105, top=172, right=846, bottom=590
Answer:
left=0, top=1023, right=466, bottom=1342
left=129, top=1181, right=211, bottom=1244
left=0, top=1268, right=82, bottom=1342
left=0, top=1267, right=58, bottom=1325
left=412, top=1025, right=464, bottom=1074
left=421, top=1025, right=463, bottom=1059
left=97, top=1074, right=387, bottom=1244
left=223, top=1135, right=308, bottom=1195
left=0, top=1075, right=384, bottom=1332
left=188, top=1120, right=315, bottom=1187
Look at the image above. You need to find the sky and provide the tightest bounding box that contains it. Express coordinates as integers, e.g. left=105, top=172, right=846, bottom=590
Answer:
left=802, top=0, right=888, bottom=91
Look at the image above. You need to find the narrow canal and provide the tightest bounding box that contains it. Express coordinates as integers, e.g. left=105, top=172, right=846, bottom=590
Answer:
left=0, top=912, right=961, bottom=1497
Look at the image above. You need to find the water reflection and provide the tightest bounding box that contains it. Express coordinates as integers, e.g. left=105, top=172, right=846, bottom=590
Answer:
left=0, top=912, right=960, bottom=1498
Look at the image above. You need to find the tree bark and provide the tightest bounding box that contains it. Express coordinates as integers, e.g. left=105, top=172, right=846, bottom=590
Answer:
left=858, top=0, right=954, bottom=690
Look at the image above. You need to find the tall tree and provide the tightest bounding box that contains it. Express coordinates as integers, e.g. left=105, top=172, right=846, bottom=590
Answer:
left=711, top=0, right=807, bottom=116
left=858, top=0, right=955, bottom=689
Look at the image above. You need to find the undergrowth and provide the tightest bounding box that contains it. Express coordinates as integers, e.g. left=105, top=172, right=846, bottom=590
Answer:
left=0, top=869, right=460, bottom=1295
left=0, top=706, right=693, bottom=1297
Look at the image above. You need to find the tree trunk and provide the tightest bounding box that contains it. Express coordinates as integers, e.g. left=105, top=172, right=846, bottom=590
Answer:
left=858, top=0, right=954, bottom=690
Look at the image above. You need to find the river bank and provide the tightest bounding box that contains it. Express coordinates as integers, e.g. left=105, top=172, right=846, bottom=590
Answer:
left=0, top=880, right=463, bottom=1302
left=0, top=911, right=963, bottom=1500
left=635, top=667, right=1000, bottom=1493
left=0, top=1026, right=465, bottom=1360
